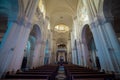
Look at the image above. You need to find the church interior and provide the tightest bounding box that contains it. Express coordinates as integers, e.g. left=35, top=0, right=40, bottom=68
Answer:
left=0, top=0, right=120, bottom=80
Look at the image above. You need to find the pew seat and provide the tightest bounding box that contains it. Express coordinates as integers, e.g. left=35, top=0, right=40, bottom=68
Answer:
left=72, top=74, right=114, bottom=80
left=5, top=74, right=50, bottom=79
left=16, top=72, right=53, bottom=75
left=72, top=78, right=104, bottom=80
left=69, top=72, right=105, bottom=74
left=0, top=79, right=48, bottom=80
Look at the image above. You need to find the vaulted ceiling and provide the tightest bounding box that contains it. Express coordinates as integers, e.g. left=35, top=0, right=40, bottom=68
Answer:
left=44, top=0, right=78, bottom=44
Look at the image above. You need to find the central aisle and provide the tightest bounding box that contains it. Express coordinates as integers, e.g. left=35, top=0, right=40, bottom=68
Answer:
left=55, top=65, right=66, bottom=80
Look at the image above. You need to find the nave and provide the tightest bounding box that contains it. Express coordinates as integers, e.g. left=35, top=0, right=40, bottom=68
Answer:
left=2, top=63, right=115, bottom=80
left=0, top=0, right=120, bottom=80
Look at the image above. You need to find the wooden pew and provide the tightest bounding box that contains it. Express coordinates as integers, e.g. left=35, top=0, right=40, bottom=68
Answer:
left=26, top=69, right=55, bottom=72
left=69, top=72, right=105, bottom=74
left=5, top=74, right=50, bottom=79
left=16, top=71, right=55, bottom=80
left=0, top=79, right=48, bottom=80
left=64, top=64, right=115, bottom=80
left=4, top=64, right=59, bottom=80
left=72, top=78, right=104, bottom=80
left=71, top=74, right=114, bottom=80
left=16, top=72, right=53, bottom=75
left=67, top=72, right=106, bottom=80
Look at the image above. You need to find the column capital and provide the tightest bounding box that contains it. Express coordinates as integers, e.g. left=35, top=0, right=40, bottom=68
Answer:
left=90, top=14, right=114, bottom=30
left=90, top=16, right=100, bottom=29
left=15, top=16, right=33, bottom=29
left=97, top=14, right=114, bottom=25
left=90, top=22, right=96, bottom=29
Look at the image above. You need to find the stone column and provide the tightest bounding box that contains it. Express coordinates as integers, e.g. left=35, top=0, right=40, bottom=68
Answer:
left=65, top=52, right=67, bottom=62
left=56, top=52, right=59, bottom=62
left=31, top=40, right=41, bottom=68
left=0, top=0, right=39, bottom=77
left=39, top=41, right=46, bottom=66
left=90, top=21, right=115, bottom=71
left=0, top=18, right=32, bottom=76
left=49, top=48, right=54, bottom=64
left=54, top=40, right=57, bottom=63
left=67, top=39, right=71, bottom=63
left=0, top=1, right=19, bottom=77
left=8, top=20, right=32, bottom=71
left=76, top=40, right=82, bottom=65
left=81, top=42, right=87, bottom=67
left=90, top=23, right=105, bottom=70
left=8, top=0, right=39, bottom=71
left=48, top=48, right=51, bottom=64
left=101, top=19, right=120, bottom=72
left=71, top=49, right=75, bottom=64
left=91, top=15, right=120, bottom=72
left=85, top=0, right=115, bottom=71
left=26, top=42, right=34, bottom=69
left=78, top=41, right=84, bottom=66
left=72, top=48, right=78, bottom=65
